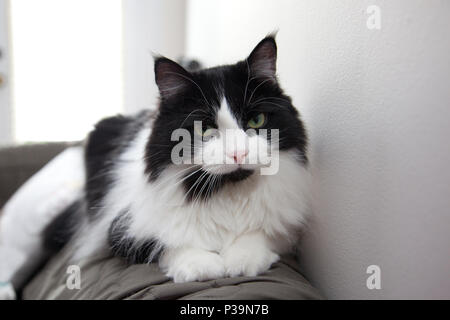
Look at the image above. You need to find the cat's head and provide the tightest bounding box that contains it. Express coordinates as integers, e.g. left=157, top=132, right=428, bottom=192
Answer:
left=145, top=35, right=308, bottom=201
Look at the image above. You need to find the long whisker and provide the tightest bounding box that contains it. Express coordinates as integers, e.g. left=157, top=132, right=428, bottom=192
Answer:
left=180, top=109, right=209, bottom=128
left=151, top=165, right=200, bottom=190
left=250, top=96, right=290, bottom=105
left=191, top=171, right=210, bottom=202
left=247, top=78, right=272, bottom=106
left=206, top=173, right=220, bottom=200
left=193, top=173, right=213, bottom=206
left=242, top=59, right=251, bottom=106
left=166, top=71, right=212, bottom=108
left=158, top=166, right=204, bottom=199
left=248, top=101, right=290, bottom=111
left=182, top=170, right=209, bottom=204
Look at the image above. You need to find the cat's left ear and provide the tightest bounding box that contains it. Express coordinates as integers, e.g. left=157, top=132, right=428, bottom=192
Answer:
left=154, top=56, right=193, bottom=99
left=247, top=35, right=277, bottom=80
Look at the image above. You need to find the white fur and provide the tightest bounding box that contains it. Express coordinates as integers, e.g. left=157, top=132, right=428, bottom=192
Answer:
left=197, top=98, right=272, bottom=174
left=160, top=247, right=225, bottom=283
left=73, top=101, right=311, bottom=282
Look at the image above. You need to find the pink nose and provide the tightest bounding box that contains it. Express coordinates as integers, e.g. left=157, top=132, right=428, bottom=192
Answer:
left=228, top=150, right=249, bottom=164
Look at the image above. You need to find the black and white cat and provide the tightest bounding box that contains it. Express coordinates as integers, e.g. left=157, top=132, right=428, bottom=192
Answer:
left=0, top=36, right=310, bottom=297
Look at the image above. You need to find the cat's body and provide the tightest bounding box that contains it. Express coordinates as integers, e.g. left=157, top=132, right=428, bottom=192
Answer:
left=68, top=108, right=309, bottom=282
left=0, top=36, right=310, bottom=297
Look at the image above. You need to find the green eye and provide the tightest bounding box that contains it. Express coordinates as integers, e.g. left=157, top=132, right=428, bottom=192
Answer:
left=195, top=125, right=215, bottom=137
left=247, top=113, right=266, bottom=128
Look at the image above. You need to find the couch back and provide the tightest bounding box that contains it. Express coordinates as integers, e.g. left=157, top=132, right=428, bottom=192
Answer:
left=0, top=143, right=73, bottom=208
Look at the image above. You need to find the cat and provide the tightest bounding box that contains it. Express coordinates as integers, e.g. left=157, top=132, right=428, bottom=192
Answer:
left=0, top=35, right=310, bottom=297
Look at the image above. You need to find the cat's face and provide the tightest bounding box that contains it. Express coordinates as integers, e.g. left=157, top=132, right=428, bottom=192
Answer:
left=146, top=36, right=307, bottom=201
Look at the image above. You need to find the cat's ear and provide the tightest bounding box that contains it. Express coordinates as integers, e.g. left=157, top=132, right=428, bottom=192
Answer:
left=154, top=57, right=193, bottom=99
left=247, top=35, right=277, bottom=80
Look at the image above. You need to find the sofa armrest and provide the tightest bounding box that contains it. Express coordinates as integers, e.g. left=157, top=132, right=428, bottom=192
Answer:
left=0, top=142, right=76, bottom=208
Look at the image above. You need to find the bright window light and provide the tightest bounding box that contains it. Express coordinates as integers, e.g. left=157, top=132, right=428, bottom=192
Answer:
left=10, top=0, right=123, bottom=142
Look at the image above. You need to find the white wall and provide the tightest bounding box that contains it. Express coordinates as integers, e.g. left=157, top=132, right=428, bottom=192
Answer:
left=186, top=0, right=450, bottom=299
left=0, top=0, right=12, bottom=144
left=122, top=0, right=186, bottom=114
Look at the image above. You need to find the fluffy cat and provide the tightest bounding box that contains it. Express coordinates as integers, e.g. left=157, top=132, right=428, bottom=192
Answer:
left=0, top=35, right=310, bottom=295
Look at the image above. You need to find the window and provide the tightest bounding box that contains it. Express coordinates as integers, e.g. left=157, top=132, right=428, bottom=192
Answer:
left=10, top=0, right=123, bottom=142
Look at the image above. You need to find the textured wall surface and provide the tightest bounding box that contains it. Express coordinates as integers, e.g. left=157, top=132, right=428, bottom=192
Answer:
left=186, top=0, right=450, bottom=299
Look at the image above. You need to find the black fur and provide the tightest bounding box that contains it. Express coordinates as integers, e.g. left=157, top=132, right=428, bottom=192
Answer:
left=108, top=211, right=162, bottom=264
left=43, top=111, right=156, bottom=253
left=84, top=110, right=154, bottom=218
left=43, top=199, right=83, bottom=252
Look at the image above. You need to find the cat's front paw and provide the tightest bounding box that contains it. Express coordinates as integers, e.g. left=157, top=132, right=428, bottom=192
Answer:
left=162, top=248, right=226, bottom=283
left=223, top=239, right=279, bottom=277
left=224, top=248, right=278, bottom=277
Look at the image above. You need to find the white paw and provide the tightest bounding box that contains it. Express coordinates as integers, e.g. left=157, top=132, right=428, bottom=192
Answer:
left=223, top=245, right=279, bottom=277
left=0, top=283, right=16, bottom=300
left=163, top=249, right=226, bottom=283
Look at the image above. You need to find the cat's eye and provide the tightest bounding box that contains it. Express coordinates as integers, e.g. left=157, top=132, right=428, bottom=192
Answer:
left=194, top=125, right=215, bottom=137
left=247, top=113, right=266, bottom=129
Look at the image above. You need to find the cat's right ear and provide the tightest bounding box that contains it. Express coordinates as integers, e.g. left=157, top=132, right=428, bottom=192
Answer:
left=154, top=57, right=193, bottom=99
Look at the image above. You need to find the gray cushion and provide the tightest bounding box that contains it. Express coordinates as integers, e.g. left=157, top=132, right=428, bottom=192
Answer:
left=23, top=241, right=322, bottom=300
